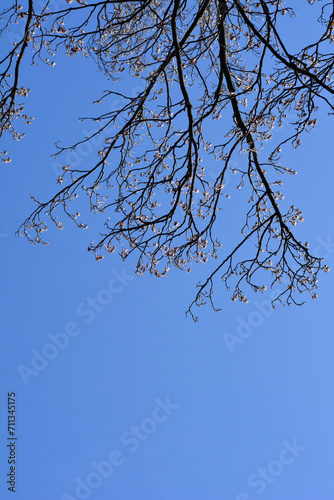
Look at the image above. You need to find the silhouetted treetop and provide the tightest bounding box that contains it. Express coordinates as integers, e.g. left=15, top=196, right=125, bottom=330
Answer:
left=1, top=0, right=333, bottom=317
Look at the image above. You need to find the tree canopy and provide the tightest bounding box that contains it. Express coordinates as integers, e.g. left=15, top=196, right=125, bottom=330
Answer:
left=1, top=0, right=333, bottom=318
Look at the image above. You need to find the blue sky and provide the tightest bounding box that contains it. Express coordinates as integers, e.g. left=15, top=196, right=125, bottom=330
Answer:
left=1, top=2, right=334, bottom=499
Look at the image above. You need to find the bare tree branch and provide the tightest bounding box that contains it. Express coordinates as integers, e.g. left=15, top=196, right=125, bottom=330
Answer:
left=1, top=0, right=332, bottom=317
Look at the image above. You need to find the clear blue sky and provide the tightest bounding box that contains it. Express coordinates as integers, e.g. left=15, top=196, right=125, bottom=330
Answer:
left=1, top=2, right=334, bottom=499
